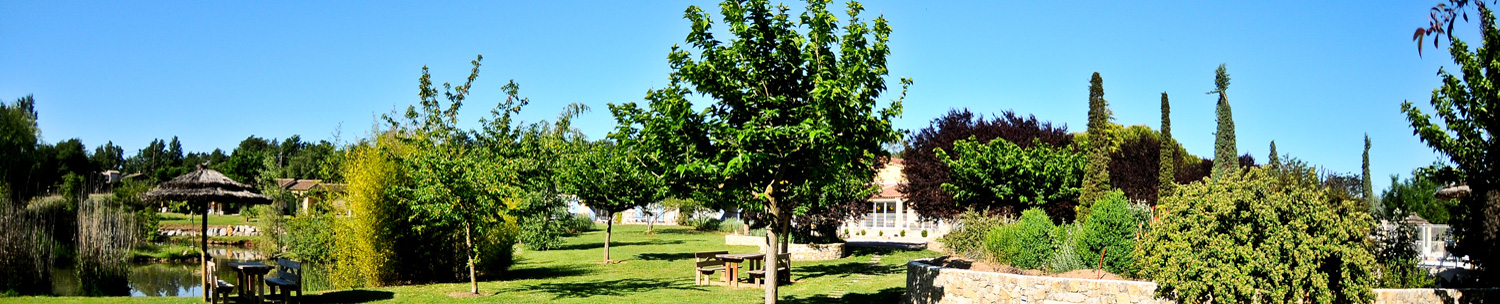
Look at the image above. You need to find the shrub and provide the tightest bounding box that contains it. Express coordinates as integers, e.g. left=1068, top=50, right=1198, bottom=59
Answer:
left=939, top=210, right=1005, bottom=260
left=515, top=192, right=568, bottom=251
left=984, top=208, right=1054, bottom=269
left=1077, top=190, right=1148, bottom=276
left=1140, top=165, right=1375, bottom=303
left=1046, top=223, right=1087, bottom=273
left=983, top=222, right=1017, bottom=264
left=719, top=218, right=744, bottom=233
left=878, top=230, right=883, bottom=237
left=899, top=230, right=907, bottom=237
left=562, top=213, right=595, bottom=234
left=1374, top=210, right=1435, bottom=288
left=685, top=217, right=722, bottom=231
left=921, top=230, right=928, bottom=237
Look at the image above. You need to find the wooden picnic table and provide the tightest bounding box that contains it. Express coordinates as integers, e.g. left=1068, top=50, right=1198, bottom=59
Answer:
left=229, top=262, right=274, bottom=304
left=715, top=253, right=765, bottom=288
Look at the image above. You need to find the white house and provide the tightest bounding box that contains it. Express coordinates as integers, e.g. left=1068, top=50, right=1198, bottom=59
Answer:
left=841, top=158, right=951, bottom=241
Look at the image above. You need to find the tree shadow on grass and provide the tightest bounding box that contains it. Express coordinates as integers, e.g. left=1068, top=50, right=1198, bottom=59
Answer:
left=305, top=289, right=395, bottom=303
left=494, top=262, right=597, bottom=281
left=793, top=260, right=903, bottom=281
left=552, top=239, right=686, bottom=251
left=651, top=227, right=705, bottom=234
left=497, top=277, right=707, bottom=299
left=637, top=252, right=697, bottom=261
left=782, top=287, right=904, bottom=304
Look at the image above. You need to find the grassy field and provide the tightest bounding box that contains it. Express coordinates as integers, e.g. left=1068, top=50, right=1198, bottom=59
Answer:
left=12, top=224, right=936, bottom=304
left=157, top=212, right=252, bottom=227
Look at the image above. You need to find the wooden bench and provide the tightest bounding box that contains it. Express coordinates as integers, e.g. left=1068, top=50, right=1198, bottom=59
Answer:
left=206, top=258, right=236, bottom=304
left=694, top=251, right=729, bottom=285
left=747, top=253, right=791, bottom=288
left=263, top=259, right=303, bottom=304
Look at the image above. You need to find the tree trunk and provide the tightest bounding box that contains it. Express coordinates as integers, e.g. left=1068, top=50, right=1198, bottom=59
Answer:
left=780, top=219, right=790, bottom=253
left=605, top=211, right=614, bottom=263
left=201, top=205, right=209, bottom=302
left=764, top=217, right=780, bottom=304
left=465, top=222, right=477, bottom=294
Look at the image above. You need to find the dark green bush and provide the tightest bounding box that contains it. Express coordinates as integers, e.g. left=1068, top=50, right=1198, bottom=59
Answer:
left=984, top=208, right=1054, bottom=269
left=562, top=213, right=595, bottom=234
left=1077, top=190, right=1148, bottom=277
left=685, top=217, right=722, bottom=231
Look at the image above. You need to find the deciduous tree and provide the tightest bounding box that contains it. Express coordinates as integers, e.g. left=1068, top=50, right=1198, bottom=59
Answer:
left=612, top=1, right=906, bottom=301
left=1402, top=5, right=1500, bottom=280
left=900, top=109, right=1073, bottom=220
left=558, top=141, right=665, bottom=263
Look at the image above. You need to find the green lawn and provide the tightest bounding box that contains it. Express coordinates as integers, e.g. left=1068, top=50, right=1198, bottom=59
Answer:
left=158, top=212, right=252, bottom=227
left=14, top=224, right=936, bottom=304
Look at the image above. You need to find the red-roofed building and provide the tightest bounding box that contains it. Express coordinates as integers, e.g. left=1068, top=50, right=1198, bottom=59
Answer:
left=276, top=178, right=346, bottom=214
left=840, top=158, right=950, bottom=241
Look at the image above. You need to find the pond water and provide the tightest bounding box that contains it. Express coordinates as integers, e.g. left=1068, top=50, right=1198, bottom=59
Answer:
left=51, top=245, right=326, bottom=297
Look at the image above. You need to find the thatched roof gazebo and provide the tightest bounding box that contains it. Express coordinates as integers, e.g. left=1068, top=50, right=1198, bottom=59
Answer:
left=141, top=165, right=271, bottom=302
left=1436, top=184, right=1471, bottom=201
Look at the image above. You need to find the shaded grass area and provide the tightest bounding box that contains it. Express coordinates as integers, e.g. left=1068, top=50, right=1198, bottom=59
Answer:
left=23, top=224, right=937, bottom=303
left=128, top=244, right=201, bottom=261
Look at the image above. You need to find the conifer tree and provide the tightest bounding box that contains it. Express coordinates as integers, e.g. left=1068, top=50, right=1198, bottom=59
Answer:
left=1268, top=141, right=1280, bottom=168
left=1210, top=64, right=1238, bottom=179
left=1158, top=92, right=1175, bottom=199
left=1080, top=72, right=1115, bottom=217
left=1364, top=134, right=1380, bottom=216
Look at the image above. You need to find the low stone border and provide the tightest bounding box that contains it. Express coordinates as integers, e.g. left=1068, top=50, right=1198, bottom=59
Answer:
left=906, top=258, right=1162, bottom=304
left=724, top=234, right=844, bottom=261
left=906, top=257, right=1500, bottom=304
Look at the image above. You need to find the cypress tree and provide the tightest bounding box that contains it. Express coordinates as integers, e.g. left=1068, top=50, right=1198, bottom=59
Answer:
left=1364, top=134, right=1380, bottom=217
left=1080, top=72, right=1114, bottom=217
left=1210, top=64, right=1238, bottom=179
left=1268, top=141, right=1280, bottom=168
left=1158, top=92, right=1175, bottom=199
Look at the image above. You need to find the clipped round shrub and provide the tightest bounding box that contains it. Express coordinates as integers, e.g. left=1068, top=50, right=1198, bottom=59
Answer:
left=900, top=230, right=907, bottom=237
left=1077, top=190, right=1148, bottom=276
left=921, top=230, right=928, bottom=238
left=985, top=208, right=1054, bottom=269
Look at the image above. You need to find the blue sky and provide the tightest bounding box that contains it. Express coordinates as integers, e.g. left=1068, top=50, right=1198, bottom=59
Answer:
left=0, top=1, right=1475, bottom=192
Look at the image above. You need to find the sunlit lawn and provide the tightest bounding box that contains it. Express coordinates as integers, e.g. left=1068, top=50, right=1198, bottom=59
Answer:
left=157, top=212, right=253, bottom=227
left=15, top=224, right=936, bottom=304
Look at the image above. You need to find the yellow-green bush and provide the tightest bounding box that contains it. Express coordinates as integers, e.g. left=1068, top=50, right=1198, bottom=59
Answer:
left=1140, top=166, right=1375, bottom=303
left=330, top=137, right=406, bottom=288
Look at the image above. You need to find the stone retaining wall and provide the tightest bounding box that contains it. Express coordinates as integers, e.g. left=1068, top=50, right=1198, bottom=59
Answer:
left=906, top=258, right=1163, bottom=304
left=907, top=258, right=1500, bottom=304
left=1374, top=288, right=1498, bottom=304
left=724, top=234, right=844, bottom=261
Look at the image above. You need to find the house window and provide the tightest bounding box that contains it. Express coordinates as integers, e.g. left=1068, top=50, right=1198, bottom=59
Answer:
left=865, top=201, right=899, bottom=228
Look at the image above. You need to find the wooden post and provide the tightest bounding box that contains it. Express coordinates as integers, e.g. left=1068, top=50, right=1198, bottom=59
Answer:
left=1096, top=247, right=1107, bottom=279
left=202, top=203, right=210, bottom=302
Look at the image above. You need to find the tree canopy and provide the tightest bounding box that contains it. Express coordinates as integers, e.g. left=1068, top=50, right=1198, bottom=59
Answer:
left=1402, top=5, right=1500, bottom=279
left=610, top=0, right=906, bottom=302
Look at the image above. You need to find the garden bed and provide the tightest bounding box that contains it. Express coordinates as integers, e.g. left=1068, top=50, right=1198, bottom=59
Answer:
left=922, top=255, right=1130, bottom=281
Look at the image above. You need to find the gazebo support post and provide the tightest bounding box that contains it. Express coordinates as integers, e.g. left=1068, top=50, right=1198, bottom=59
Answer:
left=202, top=203, right=209, bottom=302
